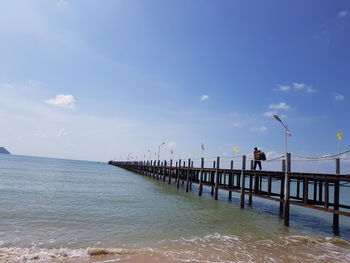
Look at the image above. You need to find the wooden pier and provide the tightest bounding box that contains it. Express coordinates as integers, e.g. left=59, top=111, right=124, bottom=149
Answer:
left=108, top=155, right=350, bottom=234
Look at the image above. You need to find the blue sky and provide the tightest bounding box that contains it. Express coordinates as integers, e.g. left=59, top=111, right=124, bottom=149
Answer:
left=0, top=0, right=349, bottom=162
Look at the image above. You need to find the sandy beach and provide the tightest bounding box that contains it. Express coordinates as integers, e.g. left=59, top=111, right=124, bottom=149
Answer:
left=46, top=254, right=181, bottom=263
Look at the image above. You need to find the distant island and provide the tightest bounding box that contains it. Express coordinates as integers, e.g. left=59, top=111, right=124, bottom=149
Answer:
left=0, top=147, right=11, bottom=154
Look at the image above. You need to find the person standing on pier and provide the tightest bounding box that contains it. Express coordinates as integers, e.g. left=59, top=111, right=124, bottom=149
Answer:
left=253, top=147, right=262, bottom=170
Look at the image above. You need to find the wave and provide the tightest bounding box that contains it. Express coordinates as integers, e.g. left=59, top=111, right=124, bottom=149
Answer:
left=1, top=234, right=350, bottom=263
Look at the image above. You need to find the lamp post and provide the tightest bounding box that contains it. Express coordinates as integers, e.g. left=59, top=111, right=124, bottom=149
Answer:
left=157, top=142, right=166, bottom=161
left=274, top=114, right=291, bottom=225
left=148, top=150, right=151, bottom=161
left=273, top=114, right=290, bottom=155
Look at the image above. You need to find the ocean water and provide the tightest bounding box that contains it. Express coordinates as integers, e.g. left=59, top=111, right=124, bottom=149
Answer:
left=1, top=154, right=350, bottom=262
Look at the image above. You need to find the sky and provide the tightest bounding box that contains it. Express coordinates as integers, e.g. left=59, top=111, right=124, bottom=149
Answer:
left=0, top=0, right=350, bottom=163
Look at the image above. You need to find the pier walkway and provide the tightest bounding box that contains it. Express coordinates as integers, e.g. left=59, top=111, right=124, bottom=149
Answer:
left=109, top=153, right=350, bottom=234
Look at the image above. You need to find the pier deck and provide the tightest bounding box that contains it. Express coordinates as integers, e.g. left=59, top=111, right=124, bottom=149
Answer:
left=109, top=155, right=350, bottom=234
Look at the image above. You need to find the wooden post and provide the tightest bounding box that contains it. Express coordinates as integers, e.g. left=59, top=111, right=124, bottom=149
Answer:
left=268, top=175, right=272, bottom=197
left=156, top=160, right=160, bottom=180
left=259, top=176, right=263, bottom=192
left=303, top=178, right=308, bottom=204
left=313, top=180, right=317, bottom=202
left=240, top=155, right=246, bottom=209
left=237, top=161, right=241, bottom=188
left=150, top=160, right=152, bottom=177
left=153, top=160, right=156, bottom=178
left=177, top=159, right=181, bottom=189
left=296, top=179, right=300, bottom=198
left=211, top=161, right=215, bottom=196
left=168, top=160, right=172, bottom=184
left=175, top=161, right=178, bottom=182
left=325, top=177, right=329, bottom=208
left=318, top=180, right=323, bottom=202
left=254, top=172, right=259, bottom=194
left=333, top=158, right=340, bottom=235
left=199, top=158, right=204, bottom=196
left=283, top=153, right=291, bottom=226
left=229, top=160, right=233, bottom=200
left=249, top=161, right=253, bottom=206
left=186, top=159, right=191, bottom=192
left=249, top=178, right=253, bottom=206
left=214, top=157, right=220, bottom=200
left=182, top=161, right=186, bottom=186
left=190, top=161, right=193, bottom=190
left=279, top=160, right=285, bottom=217
left=163, top=160, right=167, bottom=182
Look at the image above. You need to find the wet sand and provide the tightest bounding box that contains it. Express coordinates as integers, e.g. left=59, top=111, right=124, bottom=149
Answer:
left=46, top=254, right=181, bottom=263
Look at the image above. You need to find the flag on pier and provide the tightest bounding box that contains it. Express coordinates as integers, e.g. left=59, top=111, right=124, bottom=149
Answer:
left=233, top=146, right=239, bottom=152
left=201, top=143, right=205, bottom=151
left=286, top=129, right=292, bottom=137
left=337, top=132, right=343, bottom=140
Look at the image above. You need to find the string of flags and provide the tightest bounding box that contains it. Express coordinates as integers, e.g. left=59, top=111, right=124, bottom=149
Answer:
left=135, top=131, right=345, bottom=161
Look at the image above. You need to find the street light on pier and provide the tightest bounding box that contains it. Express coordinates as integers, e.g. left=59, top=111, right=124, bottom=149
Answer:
left=273, top=114, right=291, bottom=156
left=158, top=142, right=166, bottom=161
left=274, top=114, right=292, bottom=225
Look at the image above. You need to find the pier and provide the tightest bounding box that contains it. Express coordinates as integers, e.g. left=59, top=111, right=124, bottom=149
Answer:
left=109, top=154, right=350, bottom=234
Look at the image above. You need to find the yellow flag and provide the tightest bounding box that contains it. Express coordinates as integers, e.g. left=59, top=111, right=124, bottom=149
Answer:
left=233, top=147, right=239, bottom=152
left=337, top=132, right=343, bottom=140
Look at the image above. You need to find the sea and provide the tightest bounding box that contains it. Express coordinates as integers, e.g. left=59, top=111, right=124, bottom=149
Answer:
left=1, top=154, right=350, bottom=263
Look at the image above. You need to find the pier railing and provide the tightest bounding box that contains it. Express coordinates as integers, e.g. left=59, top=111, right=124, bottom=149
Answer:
left=109, top=154, right=350, bottom=234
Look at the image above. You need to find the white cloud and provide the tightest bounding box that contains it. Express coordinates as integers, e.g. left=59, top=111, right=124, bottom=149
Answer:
left=334, top=93, right=345, bottom=101
left=306, top=87, right=316, bottom=93
left=338, top=10, right=348, bottom=18
left=275, top=83, right=315, bottom=93
left=292, top=83, right=306, bottom=90
left=57, top=128, right=67, bottom=137
left=233, top=122, right=241, bottom=128
left=263, top=111, right=276, bottom=118
left=200, top=94, right=209, bottom=101
left=292, top=83, right=316, bottom=93
left=0, top=83, right=15, bottom=89
left=250, top=126, right=267, bottom=132
left=45, top=94, right=76, bottom=109
left=278, top=85, right=290, bottom=91
left=269, top=102, right=291, bottom=111
left=56, top=0, right=68, bottom=8
left=0, top=80, right=42, bottom=90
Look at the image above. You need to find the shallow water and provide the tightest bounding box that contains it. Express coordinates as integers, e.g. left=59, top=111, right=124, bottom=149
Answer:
left=1, top=154, right=350, bottom=262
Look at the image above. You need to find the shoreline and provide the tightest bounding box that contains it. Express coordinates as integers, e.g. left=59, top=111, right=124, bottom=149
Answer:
left=2, top=234, right=350, bottom=263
